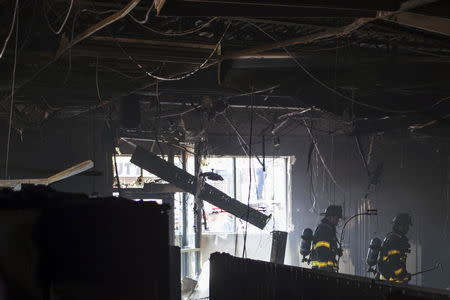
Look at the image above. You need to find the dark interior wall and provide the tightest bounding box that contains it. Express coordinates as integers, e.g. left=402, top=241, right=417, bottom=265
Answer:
left=0, top=117, right=113, bottom=196
left=207, top=133, right=450, bottom=289
left=1, top=117, right=449, bottom=289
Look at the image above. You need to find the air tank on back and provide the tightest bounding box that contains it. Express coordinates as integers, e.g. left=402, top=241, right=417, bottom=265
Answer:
left=300, top=228, right=313, bottom=262
left=366, top=237, right=382, bottom=272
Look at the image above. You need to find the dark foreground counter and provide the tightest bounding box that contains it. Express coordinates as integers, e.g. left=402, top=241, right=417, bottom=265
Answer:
left=0, top=185, right=171, bottom=300
left=210, top=252, right=450, bottom=300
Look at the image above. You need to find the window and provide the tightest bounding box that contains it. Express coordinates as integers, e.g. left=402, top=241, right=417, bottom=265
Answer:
left=113, top=155, right=293, bottom=233
left=202, top=156, right=292, bottom=234
left=113, top=155, right=163, bottom=188
left=113, top=153, right=293, bottom=277
left=201, top=157, right=235, bottom=233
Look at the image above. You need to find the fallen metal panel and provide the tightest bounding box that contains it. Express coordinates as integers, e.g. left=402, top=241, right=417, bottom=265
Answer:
left=130, top=146, right=270, bottom=229
left=143, top=183, right=184, bottom=193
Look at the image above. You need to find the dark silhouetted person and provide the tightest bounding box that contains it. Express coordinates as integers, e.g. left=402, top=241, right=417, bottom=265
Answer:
left=310, top=205, right=343, bottom=272
left=378, top=213, right=412, bottom=283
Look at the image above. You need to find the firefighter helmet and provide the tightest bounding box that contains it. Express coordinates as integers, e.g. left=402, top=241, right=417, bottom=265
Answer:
left=393, top=213, right=412, bottom=226
left=321, top=205, right=343, bottom=219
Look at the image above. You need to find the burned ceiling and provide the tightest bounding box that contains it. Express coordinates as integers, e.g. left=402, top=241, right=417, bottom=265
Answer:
left=0, top=0, right=449, bottom=144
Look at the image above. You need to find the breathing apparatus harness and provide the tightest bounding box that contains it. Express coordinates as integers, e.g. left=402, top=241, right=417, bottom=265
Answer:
left=300, top=209, right=377, bottom=270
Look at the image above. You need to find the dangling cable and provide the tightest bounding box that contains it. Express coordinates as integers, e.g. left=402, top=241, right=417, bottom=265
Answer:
left=4, top=5, right=19, bottom=179
left=0, top=0, right=19, bottom=60
left=154, top=80, right=165, bottom=156
left=304, top=120, right=344, bottom=194
left=45, top=0, right=74, bottom=34
left=242, top=88, right=255, bottom=258
left=115, top=22, right=230, bottom=82
left=113, top=147, right=122, bottom=197
left=128, top=1, right=154, bottom=24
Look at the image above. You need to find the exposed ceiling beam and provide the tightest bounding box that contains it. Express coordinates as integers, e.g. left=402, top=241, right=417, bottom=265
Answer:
left=180, top=0, right=401, bottom=11
left=215, top=18, right=370, bottom=61
left=226, top=17, right=331, bottom=29
left=0, top=0, right=143, bottom=122
left=385, top=12, right=450, bottom=36
left=56, top=0, right=143, bottom=58
left=211, top=0, right=441, bottom=62
left=89, top=36, right=217, bottom=50
left=154, top=0, right=377, bottom=17
left=158, top=101, right=305, bottom=110
left=51, top=0, right=149, bottom=11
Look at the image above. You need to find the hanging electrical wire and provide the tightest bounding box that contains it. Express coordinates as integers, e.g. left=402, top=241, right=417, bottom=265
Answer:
left=94, top=64, right=149, bottom=79
left=134, top=17, right=219, bottom=37
left=158, top=107, right=199, bottom=119
left=63, top=6, right=79, bottom=84
left=0, top=0, right=143, bottom=115
left=113, top=148, right=122, bottom=197
left=95, top=57, right=103, bottom=103
left=355, top=135, right=370, bottom=177
left=115, top=22, right=231, bottom=82
left=432, top=95, right=450, bottom=108
left=222, top=113, right=265, bottom=168
left=224, top=84, right=280, bottom=100
left=5, top=6, right=19, bottom=179
left=81, top=8, right=119, bottom=15
left=44, top=0, right=74, bottom=34
left=128, top=1, right=154, bottom=24
left=309, top=164, right=320, bottom=215
left=242, top=88, right=255, bottom=259
left=304, top=120, right=345, bottom=195
left=0, top=0, right=19, bottom=60
left=154, top=80, right=166, bottom=157
left=246, top=21, right=424, bottom=114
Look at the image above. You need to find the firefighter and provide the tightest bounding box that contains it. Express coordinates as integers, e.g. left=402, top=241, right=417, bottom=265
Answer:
left=310, top=205, right=343, bottom=272
left=378, top=213, right=412, bottom=283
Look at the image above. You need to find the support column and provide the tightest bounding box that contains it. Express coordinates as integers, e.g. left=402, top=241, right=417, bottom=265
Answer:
left=166, top=151, right=175, bottom=245
left=181, top=150, right=190, bottom=277
left=194, top=141, right=204, bottom=277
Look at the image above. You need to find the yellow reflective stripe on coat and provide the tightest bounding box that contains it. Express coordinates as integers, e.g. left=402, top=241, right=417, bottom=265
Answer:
left=385, top=277, right=403, bottom=283
left=311, top=261, right=336, bottom=267
left=381, top=270, right=406, bottom=283
left=383, top=250, right=401, bottom=261
left=394, top=268, right=404, bottom=276
left=387, top=249, right=401, bottom=256
left=313, top=241, right=331, bottom=249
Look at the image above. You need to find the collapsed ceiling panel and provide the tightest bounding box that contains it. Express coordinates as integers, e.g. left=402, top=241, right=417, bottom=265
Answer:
left=130, top=146, right=271, bottom=229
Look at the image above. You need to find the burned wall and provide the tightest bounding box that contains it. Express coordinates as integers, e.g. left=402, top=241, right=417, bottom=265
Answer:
left=0, top=117, right=113, bottom=196
left=207, top=133, right=450, bottom=289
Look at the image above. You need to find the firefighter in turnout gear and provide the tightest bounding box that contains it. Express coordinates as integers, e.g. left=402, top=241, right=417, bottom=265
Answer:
left=378, top=213, right=412, bottom=283
left=310, top=205, right=343, bottom=272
